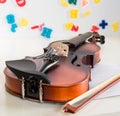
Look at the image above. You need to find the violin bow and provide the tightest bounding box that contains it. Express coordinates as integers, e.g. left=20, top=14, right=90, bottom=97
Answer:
left=62, top=73, right=120, bottom=113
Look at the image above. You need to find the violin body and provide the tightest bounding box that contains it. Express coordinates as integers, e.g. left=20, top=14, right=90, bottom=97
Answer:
left=4, top=32, right=104, bottom=102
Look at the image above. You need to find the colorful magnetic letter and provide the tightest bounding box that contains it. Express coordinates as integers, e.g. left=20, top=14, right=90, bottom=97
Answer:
left=19, top=18, right=29, bottom=26
left=6, top=14, right=18, bottom=32
left=68, top=0, right=77, bottom=5
left=31, top=25, right=39, bottom=29
left=41, top=27, right=53, bottom=38
left=81, top=0, right=89, bottom=7
left=0, top=0, right=6, bottom=3
left=39, top=23, right=45, bottom=31
left=93, top=0, right=101, bottom=4
left=91, top=25, right=100, bottom=32
left=112, top=21, right=119, bottom=32
left=60, top=0, right=69, bottom=7
left=82, top=10, right=91, bottom=17
left=6, top=14, right=15, bottom=24
left=65, top=22, right=74, bottom=30
left=71, top=25, right=79, bottom=32
left=16, top=0, right=26, bottom=7
left=11, top=23, right=18, bottom=32
left=70, top=9, right=79, bottom=18
left=99, top=20, right=108, bottom=29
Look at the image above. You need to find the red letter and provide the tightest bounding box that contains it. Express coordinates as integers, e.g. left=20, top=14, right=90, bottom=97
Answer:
left=16, top=0, right=26, bottom=7
left=71, top=25, right=79, bottom=32
left=0, top=0, right=6, bottom=3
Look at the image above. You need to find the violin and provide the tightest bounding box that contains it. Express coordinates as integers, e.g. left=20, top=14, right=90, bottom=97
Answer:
left=4, top=32, right=105, bottom=102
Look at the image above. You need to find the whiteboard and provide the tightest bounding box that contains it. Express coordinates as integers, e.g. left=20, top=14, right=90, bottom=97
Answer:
left=0, top=0, right=120, bottom=64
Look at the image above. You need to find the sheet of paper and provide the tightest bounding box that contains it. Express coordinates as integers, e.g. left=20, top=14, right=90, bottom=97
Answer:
left=89, top=63, right=120, bottom=99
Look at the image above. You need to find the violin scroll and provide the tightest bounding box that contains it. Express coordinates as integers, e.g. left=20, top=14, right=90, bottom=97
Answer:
left=88, top=32, right=105, bottom=44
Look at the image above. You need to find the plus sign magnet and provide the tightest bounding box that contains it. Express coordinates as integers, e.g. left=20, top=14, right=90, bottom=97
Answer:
left=99, top=20, right=108, bottom=29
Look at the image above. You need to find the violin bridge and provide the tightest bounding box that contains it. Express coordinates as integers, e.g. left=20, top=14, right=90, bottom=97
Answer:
left=50, top=42, right=69, bottom=57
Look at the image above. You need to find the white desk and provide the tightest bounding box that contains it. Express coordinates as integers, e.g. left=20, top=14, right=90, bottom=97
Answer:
left=0, top=37, right=120, bottom=116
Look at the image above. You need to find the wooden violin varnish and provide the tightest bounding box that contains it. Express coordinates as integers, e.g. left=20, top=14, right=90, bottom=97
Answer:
left=4, top=32, right=105, bottom=103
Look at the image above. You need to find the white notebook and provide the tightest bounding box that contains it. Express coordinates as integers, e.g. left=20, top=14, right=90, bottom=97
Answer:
left=89, top=63, right=120, bottom=99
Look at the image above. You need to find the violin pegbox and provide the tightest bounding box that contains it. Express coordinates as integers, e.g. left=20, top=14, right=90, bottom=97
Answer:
left=50, top=42, right=69, bottom=57
left=87, top=32, right=105, bottom=44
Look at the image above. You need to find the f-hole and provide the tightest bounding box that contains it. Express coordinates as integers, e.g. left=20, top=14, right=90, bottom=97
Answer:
left=71, top=55, right=77, bottom=64
left=71, top=55, right=81, bottom=67
left=82, top=55, right=94, bottom=68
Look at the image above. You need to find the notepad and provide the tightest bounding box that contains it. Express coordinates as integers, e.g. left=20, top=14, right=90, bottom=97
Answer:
left=89, top=63, right=120, bottom=99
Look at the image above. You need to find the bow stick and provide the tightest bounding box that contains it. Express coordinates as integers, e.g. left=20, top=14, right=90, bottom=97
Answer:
left=62, top=73, right=120, bottom=113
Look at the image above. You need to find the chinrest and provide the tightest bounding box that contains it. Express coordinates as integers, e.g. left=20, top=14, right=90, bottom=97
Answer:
left=6, top=59, right=50, bottom=84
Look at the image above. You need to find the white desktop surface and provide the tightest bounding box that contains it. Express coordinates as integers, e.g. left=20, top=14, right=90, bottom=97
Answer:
left=0, top=37, right=120, bottom=116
